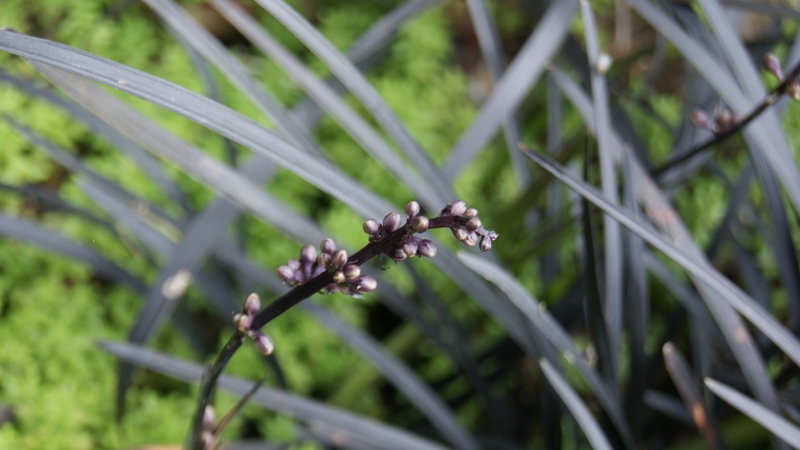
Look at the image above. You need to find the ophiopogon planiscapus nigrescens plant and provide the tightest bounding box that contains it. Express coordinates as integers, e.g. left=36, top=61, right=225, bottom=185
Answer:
left=189, top=200, right=497, bottom=449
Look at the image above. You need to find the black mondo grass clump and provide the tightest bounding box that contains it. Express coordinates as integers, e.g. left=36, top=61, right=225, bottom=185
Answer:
left=3, top=0, right=800, bottom=449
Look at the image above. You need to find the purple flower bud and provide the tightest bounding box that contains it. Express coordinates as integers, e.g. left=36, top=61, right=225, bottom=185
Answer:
left=363, top=219, right=380, bottom=235
left=300, top=244, right=317, bottom=263
left=383, top=212, right=402, bottom=232
left=465, top=217, right=482, bottom=231
left=405, top=201, right=420, bottom=218
left=244, top=293, right=261, bottom=316
left=690, top=110, right=715, bottom=132
left=763, top=53, right=783, bottom=80
left=465, top=208, right=478, bottom=218
left=277, top=265, right=296, bottom=284
left=788, top=81, right=800, bottom=101
left=390, top=248, right=407, bottom=261
left=356, top=276, right=377, bottom=292
left=443, top=201, right=467, bottom=217
left=233, top=313, right=252, bottom=332
left=402, top=240, right=418, bottom=257
left=200, top=430, right=214, bottom=450
left=714, top=110, right=736, bottom=134
left=334, top=250, right=348, bottom=268
left=202, top=405, right=216, bottom=430
left=287, top=259, right=301, bottom=271
left=253, top=332, right=274, bottom=356
left=344, top=264, right=361, bottom=280
left=409, top=216, right=429, bottom=233
left=332, top=270, right=346, bottom=284
left=453, top=226, right=468, bottom=241
left=321, top=238, right=337, bottom=255
left=463, top=231, right=479, bottom=247
left=418, top=239, right=437, bottom=258
left=317, top=253, right=331, bottom=267
left=480, top=236, right=492, bottom=253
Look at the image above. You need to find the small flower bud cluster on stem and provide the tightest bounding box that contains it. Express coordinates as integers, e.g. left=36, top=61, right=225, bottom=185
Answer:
left=232, top=293, right=274, bottom=356
left=362, top=201, right=438, bottom=261
left=439, top=201, right=499, bottom=253
left=764, top=53, right=800, bottom=100
left=277, top=238, right=378, bottom=295
left=690, top=109, right=740, bottom=136
left=199, top=405, right=216, bottom=449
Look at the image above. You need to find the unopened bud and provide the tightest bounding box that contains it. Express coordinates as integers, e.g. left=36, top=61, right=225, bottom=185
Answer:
left=321, top=238, right=337, bottom=255
left=405, top=201, right=420, bottom=218
left=363, top=219, right=380, bottom=235
left=390, top=248, right=407, bottom=261
left=277, top=265, right=296, bottom=283
left=763, top=53, right=783, bottom=80
left=356, top=276, right=377, bottom=292
left=383, top=212, right=402, bottom=232
left=465, top=217, right=482, bottom=231
left=453, top=227, right=468, bottom=241
left=464, top=208, right=478, bottom=218
left=788, top=81, right=800, bottom=101
left=690, top=109, right=714, bottom=131
left=233, top=313, right=252, bottom=332
left=463, top=231, right=478, bottom=247
left=402, top=240, right=418, bottom=257
left=409, top=216, right=429, bottom=233
left=480, top=236, right=492, bottom=253
left=202, top=405, right=216, bottom=430
left=444, top=201, right=467, bottom=217
left=300, top=244, right=317, bottom=263
left=244, top=293, right=261, bottom=316
left=418, top=239, right=437, bottom=258
left=333, top=250, right=348, bottom=268
left=317, top=253, right=331, bottom=267
left=344, top=265, right=361, bottom=280
left=253, top=332, right=274, bottom=356
left=287, top=259, right=301, bottom=270
left=332, top=270, right=346, bottom=284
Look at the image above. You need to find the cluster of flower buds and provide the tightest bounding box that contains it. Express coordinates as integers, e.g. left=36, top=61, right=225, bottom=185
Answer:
left=277, top=238, right=377, bottom=296
left=199, top=405, right=216, bottom=449
left=690, top=109, right=740, bottom=136
left=362, top=201, right=438, bottom=262
left=233, top=293, right=274, bottom=356
left=764, top=53, right=800, bottom=100
left=439, top=201, right=498, bottom=253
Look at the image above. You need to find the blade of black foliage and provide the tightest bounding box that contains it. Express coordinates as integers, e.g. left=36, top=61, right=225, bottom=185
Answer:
left=627, top=0, right=800, bottom=216
left=209, top=0, right=440, bottom=208
left=0, top=182, right=111, bottom=230
left=620, top=156, right=648, bottom=438
left=663, top=343, right=725, bottom=449
left=539, top=359, right=614, bottom=450
left=143, top=0, right=319, bottom=155
left=300, top=303, right=478, bottom=450
left=732, top=242, right=773, bottom=349
left=4, top=117, right=182, bottom=232
left=442, top=0, right=579, bottom=181
left=581, top=0, right=622, bottom=392
left=464, top=0, right=528, bottom=185
left=547, top=67, right=787, bottom=418
left=97, top=341, right=450, bottom=450
left=519, top=148, right=800, bottom=368
left=0, top=213, right=146, bottom=293
left=642, top=391, right=694, bottom=425
left=706, top=378, right=800, bottom=448
left=290, top=0, right=444, bottom=129
left=541, top=74, right=563, bottom=283
left=407, top=266, right=516, bottom=436
left=0, top=31, right=390, bottom=220
left=0, top=70, right=189, bottom=212
left=580, top=155, right=617, bottom=397
left=458, top=252, right=635, bottom=447
left=301, top=422, right=380, bottom=450
left=250, top=0, right=452, bottom=211
left=644, top=253, right=719, bottom=379
left=698, top=0, right=800, bottom=338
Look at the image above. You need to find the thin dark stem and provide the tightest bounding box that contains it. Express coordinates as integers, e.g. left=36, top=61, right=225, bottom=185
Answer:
left=186, top=214, right=465, bottom=449
left=652, top=58, right=800, bottom=179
